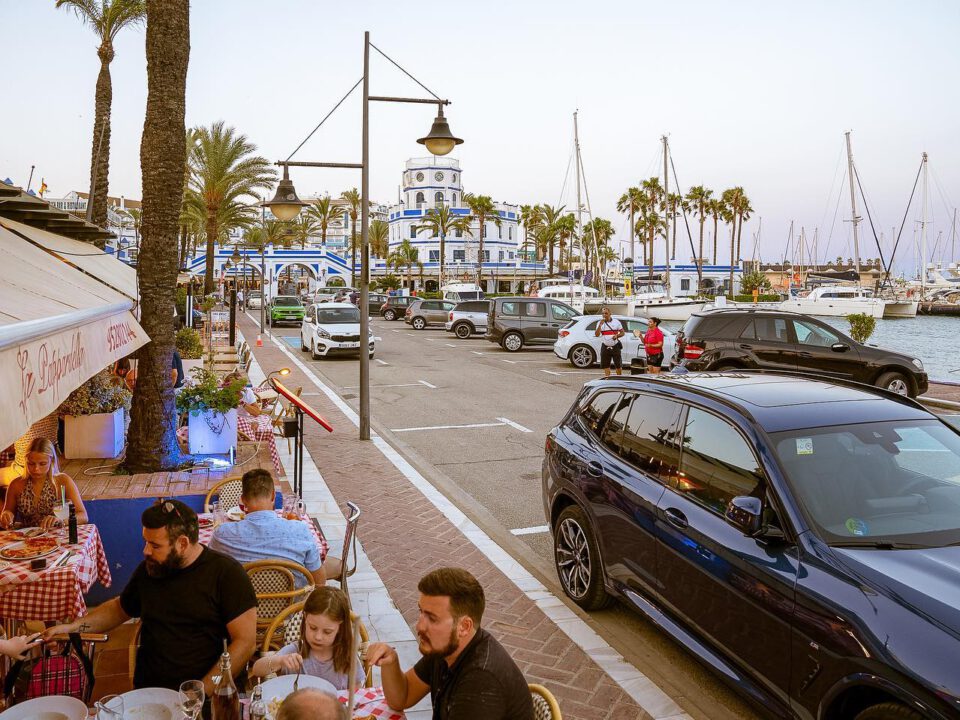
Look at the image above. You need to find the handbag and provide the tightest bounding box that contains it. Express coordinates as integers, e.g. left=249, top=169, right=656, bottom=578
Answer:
left=3, top=633, right=94, bottom=704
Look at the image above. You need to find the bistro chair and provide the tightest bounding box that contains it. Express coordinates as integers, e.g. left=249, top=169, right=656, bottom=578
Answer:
left=349, top=612, right=373, bottom=689
left=529, top=684, right=562, bottom=720
left=204, top=477, right=243, bottom=513
left=244, top=560, right=314, bottom=642
left=128, top=620, right=142, bottom=686
left=261, top=601, right=304, bottom=654
left=272, top=387, right=303, bottom=453
left=339, top=502, right=361, bottom=598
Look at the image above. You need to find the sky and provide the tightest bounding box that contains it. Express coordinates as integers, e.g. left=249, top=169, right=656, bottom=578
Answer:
left=2, top=0, right=959, bottom=274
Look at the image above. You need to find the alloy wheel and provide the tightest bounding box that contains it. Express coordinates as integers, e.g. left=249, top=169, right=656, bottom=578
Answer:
left=555, top=518, right=591, bottom=599
left=571, top=345, right=594, bottom=368
left=455, top=324, right=471, bottom=339
left=887, top=378, right=909, bottom=395
left=503, top=333, right=523, bottom=352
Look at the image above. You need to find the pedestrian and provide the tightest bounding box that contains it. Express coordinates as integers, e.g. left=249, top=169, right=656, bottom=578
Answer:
left=237, top=288, right=245, bottom=310
left=641, top=316, right=664, bottom=374
left=527, top=282, right=539, bottom=297
left=594, top=306, right=625, bottom=378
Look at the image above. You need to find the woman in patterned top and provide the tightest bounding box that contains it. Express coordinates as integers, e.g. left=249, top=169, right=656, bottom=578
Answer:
left=0, top=438, right=88, bottom=530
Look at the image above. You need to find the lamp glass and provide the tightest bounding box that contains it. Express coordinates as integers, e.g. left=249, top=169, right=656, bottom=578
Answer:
left=423, top=137, right=457, bottom=156
left=270, top=203, right=303, bottom=222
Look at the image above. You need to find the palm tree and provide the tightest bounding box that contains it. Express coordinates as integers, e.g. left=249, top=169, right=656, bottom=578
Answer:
left=540, top=204, right=566, bottom=275
left=341, top=188, right=361, bottom=285
left=293, top=213, right=319, bottom=250
left=415, top=205, right=471, bottom=287
left=639, top=177, right=665, bottom=282
left=125, top=0, right=188, bottom=472
left=553, top=214, right=576, bottom=271
left=188, top=121, right=275, bottom=294
left=616, top=187, right=643, bottom=264
left=56, top=0, right=146, bottom=229
left=722, top=188, right=751, bottom=292
left=685, top=185, right=713, bottom=290
left=369, top=219, right=390, bottom=260
left=519, top=203, right=544, bottom=261
left=665, top=192, right=685, bottom=260
left=388, top=239, right=421, bottom=291
left=708, top=197, right=724, bottom=264
left=305, top=195, right=344, bottom=250
left=462, top=193, right=501, bottom=287
left=583, top=218, right=615, bottom=286
left=635, top=210, right=666, bottom=284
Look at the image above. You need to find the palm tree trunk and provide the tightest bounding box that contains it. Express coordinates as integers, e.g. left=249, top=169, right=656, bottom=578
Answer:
left=439, top=232, right=445, bottom=289
left=477, top=214, right=484, bottom=286
left=697, top=216, right=705, bottom=291
left=729, top=222, right=736, bottom=296
left=126, top=0, right=190, bottom=472
left=712, top=217, right=719, bottom=264
left=648, top=229, right=654, bottom=282
left=350, top=226, right=357, bottom=285
left=548, top=240, right=554, bottom=275
left=88, top=51, right=114, bottom=230
left=203, top=213, right=217, bottom=294
left=178, top=224, right=187, bottom=269
left=736, top=211, right=745, bottom=268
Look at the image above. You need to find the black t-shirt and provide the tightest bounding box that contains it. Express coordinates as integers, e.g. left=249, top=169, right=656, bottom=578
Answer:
left=120, top=546, right=256, bottom=690
left=413, top=628, right=533, bottom=720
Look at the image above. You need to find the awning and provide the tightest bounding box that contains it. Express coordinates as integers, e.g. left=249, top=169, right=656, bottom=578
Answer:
left=0, top=225, right=148, bottom=449
left=0, top=216, right=138, bottom=304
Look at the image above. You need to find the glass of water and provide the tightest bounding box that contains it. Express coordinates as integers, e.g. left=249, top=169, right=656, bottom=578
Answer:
left=179, top=680, right=204, bottom=720
left=53, top=504, right=69, bottom=539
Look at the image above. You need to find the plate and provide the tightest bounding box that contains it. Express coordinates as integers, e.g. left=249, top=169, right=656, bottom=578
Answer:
left=226, top=506, right=246, bottom=521
left=198, top=516, right=214, bottom=529
left=0, top=528, right=46, bottom=545
left=0, top=537, right=60, bottom=561
left=119, top=687, right=181, bottom=720
left=0, top=695, right=88, bottom=720
left=261, top=674, right=337, bottom=714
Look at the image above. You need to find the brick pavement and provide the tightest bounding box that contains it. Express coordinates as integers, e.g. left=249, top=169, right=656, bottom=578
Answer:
left=240, top=315, right=656, bottom=720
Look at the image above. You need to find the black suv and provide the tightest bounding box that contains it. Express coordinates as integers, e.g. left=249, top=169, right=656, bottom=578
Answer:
left=543, top=372, right=960, bottom=719
left=379, top=295, right=416, bottom=321
left=675, top=308, right=928, bottom=397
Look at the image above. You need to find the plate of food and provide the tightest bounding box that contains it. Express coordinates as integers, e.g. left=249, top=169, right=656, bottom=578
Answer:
left=0, top=527, right=46, bottom=545
left=262, top=674, right=337, bottom=718
left=119, top=687, right=181, bottom=720
left=0, top=535, right=60, bottom=561
left=226, top=506, right=246, bottom=522
left=0, top=695, right=89, bottom=720
left=198, top=516, right=215, bottom=529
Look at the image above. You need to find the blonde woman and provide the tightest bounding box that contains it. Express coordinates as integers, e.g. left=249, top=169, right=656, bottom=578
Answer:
left=0, top=438, right=88, bottom=530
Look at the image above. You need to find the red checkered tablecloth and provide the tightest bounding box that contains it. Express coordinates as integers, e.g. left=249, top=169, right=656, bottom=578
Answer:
left=237, top=413, right=283, bottom=476
left=198, top=512, right=329, bottom=563
left=0, top=524, right=112, bottom=621
left=337, top=687, right=405, bottom=719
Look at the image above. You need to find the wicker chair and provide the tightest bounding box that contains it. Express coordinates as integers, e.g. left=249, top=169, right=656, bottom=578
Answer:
left=204, top=477, right=243, bottom=513
left=529, top=684, right=562, bottom=720
left=350, top=612, right=373, bottom=689
left=244, top=560, right=314, bottom=642
left=261, top=601, right=305, bottom=654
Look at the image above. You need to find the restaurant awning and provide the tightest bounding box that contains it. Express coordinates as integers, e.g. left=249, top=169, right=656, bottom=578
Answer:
left=0, top=225, right=148, bottom=449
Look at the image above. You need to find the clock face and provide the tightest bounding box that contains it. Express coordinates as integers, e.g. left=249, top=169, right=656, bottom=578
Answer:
left=416, top=172, right=424, bottom=182
left=434, top=171, right=444, bottom=182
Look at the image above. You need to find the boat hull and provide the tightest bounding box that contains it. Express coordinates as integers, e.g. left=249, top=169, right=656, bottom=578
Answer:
left=778, top=298, right=886, bottom=318
left=632, top=299, right=705, bottom=322
left=882, top=300, right=919, bottom=318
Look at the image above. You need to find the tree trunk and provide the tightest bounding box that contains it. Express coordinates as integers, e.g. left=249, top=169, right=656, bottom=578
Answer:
left=178, top=224, right=188, bottom=269
left=477, top=215, right=485, bottom=286
left=712, top=217, right=719, bottom=264
left=697, top=216, right=705, bottom=291
left=548, top=239, right=554, bottom=275
left=647, top=229, right=654, bottom=282
left=203, top=213, right=217, bottom=294
left=126, top=0, right=190, bottom=472
left=350, top=223, right=357, bottom=285
left=736, top=211, right=745, bottom=268
left=729, top=222, right=736, bottom=296
left=88, top=52, right=114, bottom=231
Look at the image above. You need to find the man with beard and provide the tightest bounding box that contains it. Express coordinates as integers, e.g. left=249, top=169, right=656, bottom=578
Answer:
left=44, top=499, right=257, bottom=693
left=366, top=567, right=533, bottom=719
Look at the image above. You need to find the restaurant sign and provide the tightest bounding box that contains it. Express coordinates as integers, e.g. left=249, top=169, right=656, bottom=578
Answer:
left=0, top=311, right=149, bottom=449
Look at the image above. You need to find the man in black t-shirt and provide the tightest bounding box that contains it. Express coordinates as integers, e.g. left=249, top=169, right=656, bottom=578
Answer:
left=366, top=567, right=533, bottom=720
left=45, top=499, right=257, bottom=693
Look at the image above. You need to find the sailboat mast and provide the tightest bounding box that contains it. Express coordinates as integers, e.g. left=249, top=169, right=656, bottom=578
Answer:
left=574, top=111, right=582, bottom=299
left=921, top=151, right=929, bottom=297
left=951, top=207, right=957, bottom=265
left=662, top=135, right=670, bottom=297
left=844, top=131, right=862, bottom=278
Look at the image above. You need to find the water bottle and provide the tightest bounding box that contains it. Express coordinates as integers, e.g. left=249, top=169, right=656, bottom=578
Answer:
left=68, top=501, right=78, bottom=545
left=248, top=680, right=267, bottom=720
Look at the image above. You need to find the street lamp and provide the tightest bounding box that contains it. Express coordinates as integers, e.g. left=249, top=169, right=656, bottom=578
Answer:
left=264, top=31, right=461, bottom=442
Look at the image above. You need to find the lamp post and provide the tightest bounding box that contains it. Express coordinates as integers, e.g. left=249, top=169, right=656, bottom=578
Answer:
left=231, top=246, right=243, bottom=309
left=265, top=31, right=461, bottom=441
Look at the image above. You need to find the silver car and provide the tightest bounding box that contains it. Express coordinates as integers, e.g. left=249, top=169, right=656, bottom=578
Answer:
left=445, top=300, right=491, bottom=339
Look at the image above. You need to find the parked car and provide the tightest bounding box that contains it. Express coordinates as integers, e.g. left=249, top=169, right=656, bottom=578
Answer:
left=246, top=290, right=263, bottom=309
left=445, top=300, right=491, bottom=338
left=675, top=308, right=929, bottom=397
left=485, top=297, right=579, bottom=352
left=553, top=314, right=676, bottom=369
left=268, top=295, right=305, bottom=326
left=405, top=299, right=456, bottom=330
left=313, top=286, right=358, bottom=303
left=441, top=282, right=485, bottom=303
left=380, top=295, right=416, bottom=321
left=544, top=372, right=960, bottom=720
left=367, top=293, right=388, bottom=314
left=300, top=302, right=375, bottom=359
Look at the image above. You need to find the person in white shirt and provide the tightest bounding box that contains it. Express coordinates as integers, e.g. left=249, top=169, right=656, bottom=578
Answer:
left=237, top=289, right=245, bottom=310
left=594, top=306, right=625, bottom=378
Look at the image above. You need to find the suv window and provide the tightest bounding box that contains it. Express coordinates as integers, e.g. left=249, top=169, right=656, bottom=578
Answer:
left=458, top=301, right=487, bottom=313
left=620, top=394, right=685, bottom=484
left=551, top=304, right=578, bottom=322
left=580, top=391, right=621, bottom=436
left=522, top=301, right=546, bottom=318
left=792, top=319, right=839, bottom=347
left=600, top=394, right=633, bottom=454
left=741, top=317, right=789, bottom=343
left=500, top=301, right=519, bottom=316
left=679, top=408, right=764, bottom=514
left=421, top=301, right=439, bottom=311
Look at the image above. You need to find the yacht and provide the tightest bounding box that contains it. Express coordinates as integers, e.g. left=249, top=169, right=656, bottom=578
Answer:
left=779, top=286, right=886, bottom=318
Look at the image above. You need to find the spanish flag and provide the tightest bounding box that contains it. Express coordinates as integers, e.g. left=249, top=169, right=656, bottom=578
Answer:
left=39, top=179, right=48, bottom=197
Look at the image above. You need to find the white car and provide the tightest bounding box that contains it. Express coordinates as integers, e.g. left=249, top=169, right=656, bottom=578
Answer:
left=300, top=302, right=376, bottom=359
left=553, top=315, right=676, bottom=369
left=246, top=291, right=263, bottom=309
left=313, top=286, right=358, bottom=303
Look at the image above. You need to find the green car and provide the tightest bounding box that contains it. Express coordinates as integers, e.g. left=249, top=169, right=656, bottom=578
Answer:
left=269, top=295, right=305, bottom=326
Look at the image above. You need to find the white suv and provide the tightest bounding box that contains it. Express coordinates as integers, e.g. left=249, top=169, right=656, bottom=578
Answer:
left=300, top=302, right=376, bottom=359
left=553, top=314, right=675, bottom=369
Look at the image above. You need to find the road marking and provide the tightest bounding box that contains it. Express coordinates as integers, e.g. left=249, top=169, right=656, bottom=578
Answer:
left=511, top=525, right=550, bottom=536
left=418, top=380, right=437, bottom=389
left=445, top=343, right=457, bottom=348
left=343, top=383, right=429, bottom=389
left=406, top=333, right=416, bottom=337
left=497, top=417, right=533, bottom=433
left=470, top=351, right=486, bottom=356
left=500, top=359, right=560, bottom=364
left=390, top=422, right=507, bottom=432
left=540, top=369, right=597, bottom=376
left=391, top=329, right=400, bottom=333
left=375, top=359, right=389, bottom=366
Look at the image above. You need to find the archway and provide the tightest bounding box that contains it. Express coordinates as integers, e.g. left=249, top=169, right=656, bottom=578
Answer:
left=275, top=262, right=317, bottom=297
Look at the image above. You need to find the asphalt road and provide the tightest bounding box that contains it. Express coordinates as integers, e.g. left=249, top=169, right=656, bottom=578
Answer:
left=270, top=315, right=762, bottom=720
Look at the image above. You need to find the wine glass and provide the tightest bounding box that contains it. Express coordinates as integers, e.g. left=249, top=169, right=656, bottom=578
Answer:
left=179, top=679, right=205, bottom=720
left=53, top=504, right=69, bottom=539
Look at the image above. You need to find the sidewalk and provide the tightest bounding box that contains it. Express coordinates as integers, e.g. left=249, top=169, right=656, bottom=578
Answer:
left=240, top=313, right=692, bottom=720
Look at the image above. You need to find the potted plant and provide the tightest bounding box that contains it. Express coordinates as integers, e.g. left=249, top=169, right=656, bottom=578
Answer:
left=175, top=368, right=243, bottom=455
left=58, top=370, right=132, bottom=459
left=175, top=327, right=205, bottom=381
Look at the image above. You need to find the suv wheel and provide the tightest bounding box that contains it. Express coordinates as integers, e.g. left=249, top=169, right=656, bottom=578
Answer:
left=554, top=505, right=612, bottom=610
left=854, top=702, right=925, bottom=720
left=570, top=344, right=595, bottom=368
left=502, top=332, right=523, bottom=352
left=383, top=309, right=397, bottom=321
left=412, top=317, right=426, bottom=330
left=876, top=371, right=911, bottom=397
left=454, top=323, right=472, bottom=339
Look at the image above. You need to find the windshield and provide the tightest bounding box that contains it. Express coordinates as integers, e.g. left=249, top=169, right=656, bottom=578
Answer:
left=316, top=307, right=360, bottom=324
left=771, top=419, right=960, bottom=547
left=273, top=297, right=301, bottom=307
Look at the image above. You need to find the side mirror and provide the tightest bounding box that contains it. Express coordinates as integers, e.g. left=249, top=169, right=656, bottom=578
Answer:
left=725, top=496, right=763, bottom=536
left=831, top=342, right=849, bottom=352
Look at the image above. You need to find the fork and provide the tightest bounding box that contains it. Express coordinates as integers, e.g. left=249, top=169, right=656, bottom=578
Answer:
left=293, top=660, right=301, bottom=692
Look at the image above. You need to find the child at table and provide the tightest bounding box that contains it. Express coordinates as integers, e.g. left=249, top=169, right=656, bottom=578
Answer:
left=251, top=586, right=365, bottom=690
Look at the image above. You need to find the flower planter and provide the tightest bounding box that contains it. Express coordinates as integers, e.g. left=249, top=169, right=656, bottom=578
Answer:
left=188, top=408, right=237, bottom=455
left=181, top=359, right=204, bottom=384
left=63, top=409, right=126, bottom=459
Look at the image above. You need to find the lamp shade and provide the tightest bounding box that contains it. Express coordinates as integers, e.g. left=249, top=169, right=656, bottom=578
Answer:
left=265, top=165, right=307, bottom=221
left=417, top=106, right=462, bottom=157
left=231, top=247, right=242, bottom=264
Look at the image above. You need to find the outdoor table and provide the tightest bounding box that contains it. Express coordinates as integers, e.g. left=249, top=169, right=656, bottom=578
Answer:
left=0, top=524, right=112, bottom=622
left=338, top=687, right=405, bottom=719
left=236, top=413, right=283, bottom=476
left=198, top=512, right=329, bottom=562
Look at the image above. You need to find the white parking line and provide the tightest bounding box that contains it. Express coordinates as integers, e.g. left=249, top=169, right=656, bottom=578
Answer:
left=391, top=329, right=400, bottom=333
left=418, top=380, right=437, bottom=389
left=445, top=343, right=457, bottom=348
left=375, top=359, right=389, bottom=366
left=344, top=383, right=428, bottom=389
left=540, top=369, right=598, bottom=376
left=390, top=422, right=507, bottom=432
left=470, top=351, right=486, bottom=356
left=511, top=525, right=550, bottom=536
left=497, top=417, right=533, bottom=433
left=500, top=359, right=561, bottom=364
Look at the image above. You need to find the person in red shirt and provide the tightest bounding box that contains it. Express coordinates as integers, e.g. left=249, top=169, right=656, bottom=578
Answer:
left=641, top=317, right=664, bottom=374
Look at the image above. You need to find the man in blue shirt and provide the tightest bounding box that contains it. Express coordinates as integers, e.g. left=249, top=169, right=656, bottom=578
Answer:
left=209, top=469, right=340, bottom=586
